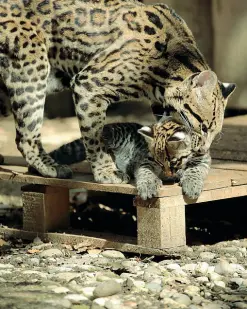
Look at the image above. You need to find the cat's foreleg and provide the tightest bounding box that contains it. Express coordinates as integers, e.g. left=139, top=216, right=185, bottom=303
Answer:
left=71, top=66, right=144, bottom=184
left=134, top=159, right=163, bottom=200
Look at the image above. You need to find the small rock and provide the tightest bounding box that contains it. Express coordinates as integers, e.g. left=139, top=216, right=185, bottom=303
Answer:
left=52, top=287, right=70, bottom=294
left=81, top=287, right=96, bottom=300
left=230, top=263, right=245, bottom=273
left=145, top=282, right=162, bottom=294
left=29, top=257, right=40, bottom=266
left=195, top=262, right=209, bottom=275
left=229, top=278, right=244, bottom=286
left=182, top=264, right=197, bottom=272
left=199, top=252, right=216, bottom=261
left=64, top=294, right=89, bottom=304
left=233, top=302, right=247, bottom=309
left=0, top=263, right=14, bottom=269
left=40, top=248, right=63, bottom=258
left=214, top=260, right=233, bottom=275
left=93, top=280, right=121, bottom=298
left=126, top=278, right=145, bottom=289
left=105, top=297, right=122, bottom=309
left=53, top=272, right=80, bottom=283
left=184, top=285, right=200, bottom=296
left=213, top=280, right=226, bottom=289
left=32, top=236, right=43, bottom=245
left=91, top=298, right=106, bottom=309
left=172, top=293, right=191, bottom=306
left=44, top=299, right=71, bottom=308
left=192, top=295, right=203, bottom=305
left=196, top=276, right=209, bottom=283
left=166, top=263, right=181, bottom=271
left=101, top=250, right=125, bottom=259
left=208, top=272, right=223, bottom=281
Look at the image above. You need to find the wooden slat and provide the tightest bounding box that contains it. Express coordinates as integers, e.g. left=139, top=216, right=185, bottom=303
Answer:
left=1, top=161, right=247, bottom=198
left=0, top=227, right=182, bottom=255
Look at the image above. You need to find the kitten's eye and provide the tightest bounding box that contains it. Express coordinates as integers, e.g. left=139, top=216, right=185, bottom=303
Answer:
left=201, top=124, right=208, bottom=133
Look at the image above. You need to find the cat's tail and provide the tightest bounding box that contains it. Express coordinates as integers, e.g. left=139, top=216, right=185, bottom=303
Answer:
left=49, top=139, right=86, bottom=165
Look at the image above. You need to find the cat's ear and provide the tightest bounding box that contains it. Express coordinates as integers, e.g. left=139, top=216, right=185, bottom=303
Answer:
left=193, top=70, right=217, bottom=92
left=221, top=82, right=236, bottom=99
left=138, top=126, right=153, bottom=141
left=189, top=70, right=218, bottom=101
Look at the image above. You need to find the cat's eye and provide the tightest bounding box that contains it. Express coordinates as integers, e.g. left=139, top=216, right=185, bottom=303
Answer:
left=201, top=124, right=208, bottom=133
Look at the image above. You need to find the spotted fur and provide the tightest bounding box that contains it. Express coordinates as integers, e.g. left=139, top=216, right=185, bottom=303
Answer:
left=0, top=0, right=235, bottom=183
left=49, top=120, right=209, bottom=199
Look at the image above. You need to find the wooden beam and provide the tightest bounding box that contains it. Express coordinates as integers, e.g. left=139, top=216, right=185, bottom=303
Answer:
left=22, top=185, right=70, bottom=233
left=135, top=197, right=186, bottom=249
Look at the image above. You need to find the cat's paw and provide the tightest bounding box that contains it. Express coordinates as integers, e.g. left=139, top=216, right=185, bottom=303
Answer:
left=137, top=176, right=163, bottom=200
left=94, top=168, right=129, bottom=184
left=28, top=164, right=73, bottom=179
left=179, top=175, right=203, bottom=200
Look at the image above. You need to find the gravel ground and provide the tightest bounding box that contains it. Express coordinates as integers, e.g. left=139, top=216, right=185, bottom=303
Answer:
left=0, top=237, right=247, bottom=309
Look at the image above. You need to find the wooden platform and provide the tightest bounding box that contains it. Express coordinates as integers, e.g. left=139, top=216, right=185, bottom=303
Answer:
left=1, top=115, right=247, bottom=254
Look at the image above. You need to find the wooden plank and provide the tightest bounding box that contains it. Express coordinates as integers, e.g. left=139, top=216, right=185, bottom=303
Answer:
left=0, top=164, right=236, bottom=198
left=158, top=184, right=247, bottom=205
left=135, top=197, right=186, bottom=249
left=0, top=227, right=182, bottom=255
left=22, top=185, right=70, bottom=233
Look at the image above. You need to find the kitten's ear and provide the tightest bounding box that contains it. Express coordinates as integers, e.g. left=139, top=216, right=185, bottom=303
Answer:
left=138, top=126, right=154, bottom=141
left=221, top=82, right=236, bottom=99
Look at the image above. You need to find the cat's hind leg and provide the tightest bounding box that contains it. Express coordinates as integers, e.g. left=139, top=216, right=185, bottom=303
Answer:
left=0, top=33, right=72, bottom=178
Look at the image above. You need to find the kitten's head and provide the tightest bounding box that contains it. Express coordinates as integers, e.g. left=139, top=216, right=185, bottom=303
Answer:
left=165, top=70, right=236, bottom=154
left=138, top=118, right=193, bottom=175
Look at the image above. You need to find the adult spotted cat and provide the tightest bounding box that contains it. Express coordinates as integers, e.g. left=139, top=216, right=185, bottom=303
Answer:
left=0, top=0, right=235, bottom=183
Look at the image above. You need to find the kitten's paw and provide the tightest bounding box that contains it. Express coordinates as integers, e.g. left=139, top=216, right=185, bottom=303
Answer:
left=137, top=177, right=162, bottom=200
left=28, top=164, right=73, bottom=179
left=94, top=169, right=129, bottom=184
left=180, top=176, right=203, bottom=200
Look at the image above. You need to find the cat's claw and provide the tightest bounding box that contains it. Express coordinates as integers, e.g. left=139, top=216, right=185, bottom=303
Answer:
left=137, top=177, right=162, bottom=200
left=94, top=169, right=129, bottom=184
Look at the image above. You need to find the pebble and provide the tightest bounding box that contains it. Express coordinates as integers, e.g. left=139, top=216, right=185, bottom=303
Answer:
left=40, top=248, right=63, bottom=258
left=93, top=280, right=122, bottom=298
left=29, top=257, right=40, bottom=266
left=166, top=263, right=181, bottom=271
left=213, top=280, right=226, bottom=289
left=145, top=282, right=162, bottom=293
left=64, top=294, right=89, bottom=303
left=81, top=287, right=96, bottom=300
left=184, top=285, right=200, bottom=296
left=233, top=302, right=247, bottom=309
left=91, top=298, right=106, bottom=309
left=52, top=287, right=70, bottom=294
left=53, top=272, right=80, bottom=283
left=196, top=276, right=209, bottom=283
left=214, top=260, right=234, bottom=275
left=199, top=252, right=216, bottom=261
left=0, top=263, right=14, bottom=269
left=101, top=250, right=125, bottom=259
left=172, top=293, right=191, bottom=306
left=126, top=277, right=145, bottom=289
left=195, top=262, right=210, bottom=275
